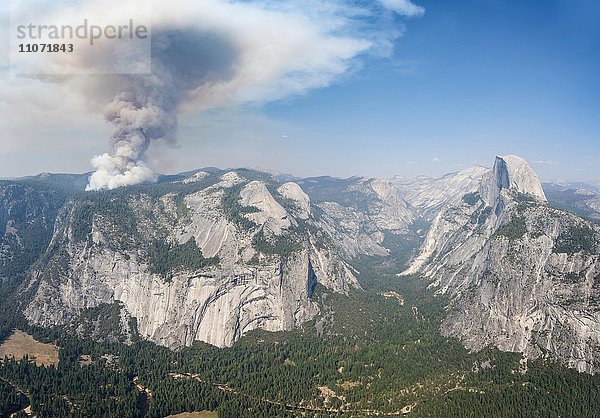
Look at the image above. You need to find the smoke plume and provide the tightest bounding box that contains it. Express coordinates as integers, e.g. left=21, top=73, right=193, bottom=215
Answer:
left=86, top=29, right=239, bottom=189
left=4, top=0, right=424, bottom=190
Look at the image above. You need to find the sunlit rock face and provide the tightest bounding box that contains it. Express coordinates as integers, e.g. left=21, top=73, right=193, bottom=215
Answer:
left=11, top=157, right=600, bottom=373
left=479, top=155, right=547, bottom=206
left=403, top=156, right=600, bottom=373
left=394, top=166, right=487, bottom=211
left=23, top=171, right=359, bottom=349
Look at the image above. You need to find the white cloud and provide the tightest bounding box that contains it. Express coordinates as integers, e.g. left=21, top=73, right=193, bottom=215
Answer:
left=0, top=0, right=421, bottom=182
left=3, top=0, right=399, bottom=109
left=432, top=157, right=441, bottom=163
left=378, top=0, right=425, bottom=17
left=532, top=160, right=559, bottom=165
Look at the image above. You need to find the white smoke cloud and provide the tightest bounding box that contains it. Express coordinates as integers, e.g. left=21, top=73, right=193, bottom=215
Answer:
left=2, top=0, right=425, bottom=190
left=88, top=153, right=156, bottom=190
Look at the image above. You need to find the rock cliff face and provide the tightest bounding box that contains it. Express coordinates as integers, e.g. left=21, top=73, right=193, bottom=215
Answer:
left=297, top=176, right=417, bottom=259
left=479, top=155, right=546, bottom=205
left=403, top=156, right=600, bottom=373
left=0, top=182, right=66, bottom=284
left=22, top=171, right=359, bottom=348
left=5, top=158, right=600, bottom=373
left=392, top=166, right=488, bottom=218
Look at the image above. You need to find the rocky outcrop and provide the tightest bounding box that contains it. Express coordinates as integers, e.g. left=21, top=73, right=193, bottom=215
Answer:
left=479, top=155, right=546, bottom=205
left=402, top=156, right=600, bottom=373
left=22, top=172, right=359, bottom=349
left=0, top=182, right=66, bottom=283
left=307, top=177, right=417, bottom=259
left=277, top=182, right=311, bottom=220
left=27, top=245, right=321, bottom=349
left=9, top=159, right=600, bottom=373
left=239, top=181, right=291, bottom=235
left=392, top=166, right=488, bottom=218
left=366, top=179, right=415, bottom=232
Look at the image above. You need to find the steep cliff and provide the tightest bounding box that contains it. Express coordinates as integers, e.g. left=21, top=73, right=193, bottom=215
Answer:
left=7, top=159, right=600, bottom=373
left=391, top=166, right=488, bottom=218
left=0, top=181, right=67, bottom=284
left=479, top=155, right=546, bottom=205
left=402, top=156, right=600, bottom=373
left=23, top=171, right=359, bottom=349
left=298, top=176, right=417, bottom=259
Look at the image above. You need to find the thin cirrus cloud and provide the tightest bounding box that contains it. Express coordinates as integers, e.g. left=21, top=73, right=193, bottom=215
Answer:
left=532, top=160, right=559, bottom=165
left=377, top=0, right=425, bottom=17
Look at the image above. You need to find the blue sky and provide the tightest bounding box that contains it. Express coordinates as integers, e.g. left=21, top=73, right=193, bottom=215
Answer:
left=253, top=0, right=600, bottom=179
left=0, top=0, right=598, bottom=181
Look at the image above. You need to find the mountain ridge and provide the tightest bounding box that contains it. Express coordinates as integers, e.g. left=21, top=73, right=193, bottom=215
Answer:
left=2, top=155, right=600, bottom=373
left=402, top=155, right=600, bottom=373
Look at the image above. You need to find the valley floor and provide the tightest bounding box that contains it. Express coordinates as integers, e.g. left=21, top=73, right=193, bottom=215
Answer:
left=1, top=271, right=599, bottom=417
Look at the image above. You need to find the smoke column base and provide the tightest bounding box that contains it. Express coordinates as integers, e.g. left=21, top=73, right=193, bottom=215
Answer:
left=86, top=153, right=157, bottom=191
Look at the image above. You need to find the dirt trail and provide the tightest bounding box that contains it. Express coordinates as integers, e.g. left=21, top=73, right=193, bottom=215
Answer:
left=169, top=372, right=410, bottom=416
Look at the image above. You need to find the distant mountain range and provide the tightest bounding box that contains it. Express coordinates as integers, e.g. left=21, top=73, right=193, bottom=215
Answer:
left=1, top=155, right=599, bottom=373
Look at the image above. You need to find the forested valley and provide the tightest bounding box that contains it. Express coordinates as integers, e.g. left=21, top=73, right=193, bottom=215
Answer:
left=2, top=259, right=599, bottom=418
